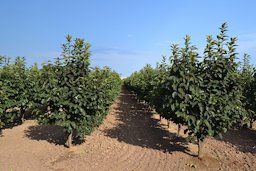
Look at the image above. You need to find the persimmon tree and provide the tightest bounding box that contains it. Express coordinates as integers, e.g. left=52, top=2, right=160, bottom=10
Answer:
left=125, top=23, right=246, bottom=158
left=37, top=35, right=121, bottom=147
left=240, top=54, right=256, bottom=128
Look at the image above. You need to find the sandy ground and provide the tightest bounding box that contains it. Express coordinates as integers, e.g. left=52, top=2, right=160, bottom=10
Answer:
left=0, top=88, right=256, bottom=171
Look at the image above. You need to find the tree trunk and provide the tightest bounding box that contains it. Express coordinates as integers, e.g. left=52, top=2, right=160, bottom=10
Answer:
left=249, top=120, right=253, bottom=129
left=198, top=139, right=205, bottom=159
left=177, top=124, right=181, bottom=136
left=20, top=107, right=25, bottom=123
left=65, top=131, right=73, bottom=148
left=47, top=105, right=51, bottom=114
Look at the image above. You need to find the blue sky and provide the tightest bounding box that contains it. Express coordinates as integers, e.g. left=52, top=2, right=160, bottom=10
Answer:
left=0, top=1, right=255, bottom=77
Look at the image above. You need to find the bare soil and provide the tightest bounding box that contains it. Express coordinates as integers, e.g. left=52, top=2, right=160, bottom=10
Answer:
left=0, top=88, right=255, bottom=171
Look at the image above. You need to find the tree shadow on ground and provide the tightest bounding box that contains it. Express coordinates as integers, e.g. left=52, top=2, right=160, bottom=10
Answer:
left=25, top=124, right=85, bottom=146
left=2, top=108, right=39, bottom=130
left=219, top=128, right=256, bottom=154
left=25, top=124, right=67, bottom=145
left=103, top=88, right=192, bottom=155
left=3, top=122, right=21, bottom=129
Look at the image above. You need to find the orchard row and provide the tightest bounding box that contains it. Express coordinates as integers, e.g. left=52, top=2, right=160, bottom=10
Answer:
left=0, top=35, right=122, bottom=147
left=124, top=23, right=256, bottom=158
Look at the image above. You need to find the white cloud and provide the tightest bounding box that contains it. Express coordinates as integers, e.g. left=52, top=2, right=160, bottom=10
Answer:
left=127, top=34, right=134, bottom=38
left=91, top=47, right=161, bottom=77
left=237, top=33, right=256, bottom=52
left=27, top=51, right=61, bottom=66
left=92, top=47, right=138, bottom=56
left=234, top=33, right=256, bottom=64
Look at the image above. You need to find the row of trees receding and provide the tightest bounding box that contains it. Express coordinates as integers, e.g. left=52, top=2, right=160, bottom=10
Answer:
left=0, top=35, right=122, bottom=147
left=124, top=23, right=255, bottom=158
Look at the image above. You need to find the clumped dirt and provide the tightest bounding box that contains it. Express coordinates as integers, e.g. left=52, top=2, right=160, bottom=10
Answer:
left=0, top=88, right=255, bottom=171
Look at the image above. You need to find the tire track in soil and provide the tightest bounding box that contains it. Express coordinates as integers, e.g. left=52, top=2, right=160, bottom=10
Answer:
left=95, top=89, right=163, bottom=171
left=79, top=88, right=190, bottom=171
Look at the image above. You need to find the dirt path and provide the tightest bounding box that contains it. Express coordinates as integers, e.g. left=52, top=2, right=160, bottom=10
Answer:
left=0, top=88, right=256, bottom=171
